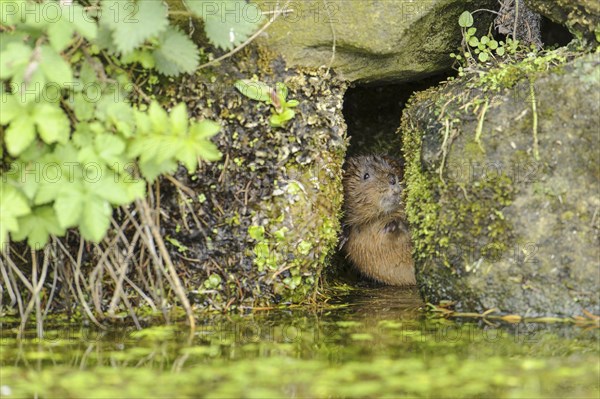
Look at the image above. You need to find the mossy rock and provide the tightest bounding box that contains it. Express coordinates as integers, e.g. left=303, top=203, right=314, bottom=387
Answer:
left=525, top=0, right=600, bottom=42
left=402, top=50, right=599, bottom=316
left=152, top=46, right=347, bottom=309
left=255, top=0, right=497, bottom=83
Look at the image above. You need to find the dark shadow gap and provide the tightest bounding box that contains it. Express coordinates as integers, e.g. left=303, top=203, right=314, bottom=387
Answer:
left=333, top=73, right=451, bottom=285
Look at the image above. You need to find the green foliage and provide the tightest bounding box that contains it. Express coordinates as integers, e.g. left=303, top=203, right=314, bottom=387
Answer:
left=450, top=10, right=525, bottom=76
left=0, top=0, right=232, bottom=249
left=234, top=80, right=299, bottom=128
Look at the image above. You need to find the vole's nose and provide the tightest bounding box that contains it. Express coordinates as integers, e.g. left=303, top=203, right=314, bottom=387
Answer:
left=389, top=176, right=396, bottom=186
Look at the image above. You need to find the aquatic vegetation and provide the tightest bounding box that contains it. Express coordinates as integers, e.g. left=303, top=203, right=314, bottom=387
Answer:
left=1, top=288, right=598, bottom=398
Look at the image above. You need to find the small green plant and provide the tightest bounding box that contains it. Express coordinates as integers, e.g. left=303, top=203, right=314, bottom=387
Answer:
left=0, top=0, right=266, bottom=249
left=451, top=11, right=521, bottom=74
left=234, top=80, right=299, bottom=128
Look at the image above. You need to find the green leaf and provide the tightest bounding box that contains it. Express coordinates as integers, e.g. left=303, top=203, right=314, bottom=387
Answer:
left=0, top=183, right=32, bottom=248
left=170, top=103, right=189, bottom=136
left=71, top=93, right=96, bottom=121
left=458, top=11, right=474, bottom=28
left=134, top=109, right=152, bottom=134
left=468, top=36, right=479, bottom=47
left=5, top=115, right=36, bottom=156
left=178, top=121, right=223, bottom=167
left=496, top=46, right=506, bottom=56
left=95, top=133, right=126, bottom=165
left=467, top=27, right=477, bottom=36
left=70, top=3, right=98, bottom=40
left=186, top=0, right=263, bottom=50
left=47, top=18, right=75, bottom=52
left=138, top=158, right=178, bottom=182
left=177, top=138, right=221, bottom=171
left=120, top=50, right=155, bottom=68
left=12, top=206, right=65, bottom=248
left=148, top=101, right=169, bottom=133
left=270, top=113, right=284, bottom=127
left=275, top=82, right=288, bottom=99
left=54, top=185, right=84, bottom=228
left=78, top=58, right=99, bottom=87
left=33, top=102, right=70, bottom=144
left=248, top=225, right=265, bottom=240
left=192, top=120, right=221, bottom=139
left=234, top=79, right=272, bottom=102
left=79, top=196, right=112, bottom=243
left=86, top=173, right=138, bottom=205
left=0, top=94, right=25, bottom=125
left=152, top=28, right=199, bottom=76
left=106, top=101, right=135, bottom=137
left=489, top=40, right=499, bottom=50
left=478, top=52, right=490, bottom=62
left=40, top=45, right=73, bottom=87
left=34, top=144, right=79, bottom=205
left=0, top=41, right=32, bottom=80
left=286, top=99, right=299, bottom=107
left=102, top=0, right=168, bottom=55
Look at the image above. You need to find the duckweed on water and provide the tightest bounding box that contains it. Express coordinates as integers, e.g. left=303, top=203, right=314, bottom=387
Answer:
left=1, top=288, right=598, bottom=398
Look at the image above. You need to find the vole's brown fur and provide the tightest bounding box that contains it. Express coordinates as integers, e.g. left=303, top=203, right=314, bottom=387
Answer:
left=341, top=155, right=415, bottom=285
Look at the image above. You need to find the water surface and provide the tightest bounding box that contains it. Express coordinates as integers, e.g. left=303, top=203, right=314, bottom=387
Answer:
left=1, top=286, right=598, bottom=398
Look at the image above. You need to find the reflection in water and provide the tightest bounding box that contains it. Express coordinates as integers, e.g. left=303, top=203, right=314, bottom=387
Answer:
left=1, top=286, right=598, bottom=398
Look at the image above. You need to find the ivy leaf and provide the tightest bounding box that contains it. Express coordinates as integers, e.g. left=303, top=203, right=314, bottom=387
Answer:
left=33, top=102, right=70, bottom=144
left=152, top=27, right=199, bottom=76
left=234, top=79, right=272, bottom=102
left=12, top=206, right=65, bottom=248
left=458, top=11, right=474, bottom=28
left=0, top=183, right=32, bottom=249
left=5, top=115, right=36, bottom=156
left=40, top=45, right=73, bottom=87
left=186, top=0, right=263, bottom=50
left=101, top=0, right=168, bottom=55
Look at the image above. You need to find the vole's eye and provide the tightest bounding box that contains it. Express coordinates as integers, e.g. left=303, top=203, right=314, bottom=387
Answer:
left=363, top=173, right=370, bottom=180
left=389, top=176, right=396, bottom=185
